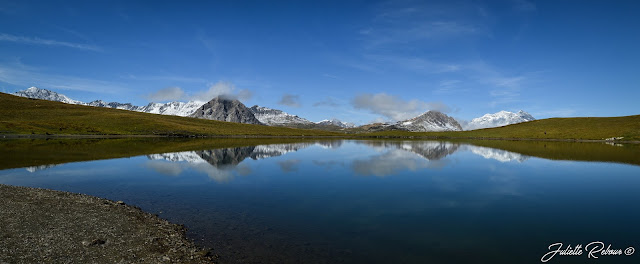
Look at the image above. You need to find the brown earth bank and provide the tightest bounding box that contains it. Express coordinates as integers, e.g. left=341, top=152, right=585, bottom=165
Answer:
left=0, top=184, right=216, bottom=263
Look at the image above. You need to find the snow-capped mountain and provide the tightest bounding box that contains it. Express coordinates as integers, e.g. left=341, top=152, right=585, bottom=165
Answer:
left=14, top=87, right=203, bottom=117
left=249, top=105, right=314, bottom=126
left=140, top=101, right=204, bottom=117
left=14, top=87, right=84, bottom=105
left=396, top=111, right=463, bottom=132
left=316, top=119, right=356, bottom=128
left=86, top=100, right=143, bottom=111
left=190, top=96, right=263, bottom=125
left=465, top=110, right=535, bottom=130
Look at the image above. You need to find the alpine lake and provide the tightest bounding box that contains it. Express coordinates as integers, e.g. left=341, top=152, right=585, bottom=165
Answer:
left=1, top=138, right=639, bottom=264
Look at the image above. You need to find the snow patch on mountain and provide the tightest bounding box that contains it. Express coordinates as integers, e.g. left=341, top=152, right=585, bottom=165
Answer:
left=249, top=105, right=313, bottom=126
left=14, top=87, right=84, bottom=105
left=141, top=101, right=204, bottom=117
left=396, top=111, right=463, bottom=132
left=316, top=119, right=356, bottom=128
left=14, top=87, right=202, bottom=117
left=465, top=110, right=535, bottom=130
left=87, top=100, right=143, bottom=111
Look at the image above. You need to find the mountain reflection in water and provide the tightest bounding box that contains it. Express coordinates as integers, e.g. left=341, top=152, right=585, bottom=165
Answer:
left=140, top=141, right=529, bottom=180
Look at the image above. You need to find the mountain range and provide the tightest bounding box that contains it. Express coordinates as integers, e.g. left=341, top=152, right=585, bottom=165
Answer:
left=11, top=87, right=535, bottom=131
left=16, top=86, right=203, bottom=117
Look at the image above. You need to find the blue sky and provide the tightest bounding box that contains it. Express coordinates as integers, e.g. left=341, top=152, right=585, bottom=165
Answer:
left=1, top=0, right=638, bottom=124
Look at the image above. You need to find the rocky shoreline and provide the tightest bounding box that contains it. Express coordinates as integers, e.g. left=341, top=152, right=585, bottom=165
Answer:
left=0, top=184, right=216, bottom=263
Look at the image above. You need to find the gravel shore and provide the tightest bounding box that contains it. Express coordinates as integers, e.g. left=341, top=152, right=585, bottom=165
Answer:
left=0, top=184, right=216, bottom=263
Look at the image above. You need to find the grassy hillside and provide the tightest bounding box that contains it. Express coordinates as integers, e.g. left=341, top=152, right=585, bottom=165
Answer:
left=0, top=93, right=339, bottom=137
left=364, top=115, right=640, bottom=141
left=1, top=92, right=638, bottom=141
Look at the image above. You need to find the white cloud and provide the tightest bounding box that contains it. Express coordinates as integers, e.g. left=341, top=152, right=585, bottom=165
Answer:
left=125, top=74, right=207, bottom=84
left=365, top=54, right=461, bottom=74
left=351, top=149, right=433, bottom=177
left=487, top=76, right=526, bottom=107
left=278, top=94, right=301, bottom=108
left=0, top=33, right=101, bottom=51
left=145, top=161, right=183, bottom=176
left=351, top=93, right=450, bottom=121
left=434, top=79, right=469, bottom=95
left=322, top=73, right=340, bottom=79
left=145, top=86, right=185, bottom=102
left=190, top=81, right=253, bottom=102
left=361, top=2, right=488, bottom=50
left=278, top=159, right=301, bottom=172
left=313, top=97, right=340, bottom=107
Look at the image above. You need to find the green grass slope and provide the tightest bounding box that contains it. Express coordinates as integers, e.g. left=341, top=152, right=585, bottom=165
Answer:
left=364, top=115, right=640, bottom=141
left=0, top=93, right=339, bottom=136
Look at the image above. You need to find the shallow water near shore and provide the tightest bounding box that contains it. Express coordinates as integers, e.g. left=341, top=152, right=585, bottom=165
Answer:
left=1, top=139, right=640, bottom=263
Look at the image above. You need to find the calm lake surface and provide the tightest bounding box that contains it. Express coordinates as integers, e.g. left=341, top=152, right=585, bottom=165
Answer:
left=1, top=139, right=639, bottom=263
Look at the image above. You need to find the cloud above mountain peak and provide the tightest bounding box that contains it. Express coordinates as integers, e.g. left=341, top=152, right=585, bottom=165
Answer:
left=351, top=93, right=450, bottom=121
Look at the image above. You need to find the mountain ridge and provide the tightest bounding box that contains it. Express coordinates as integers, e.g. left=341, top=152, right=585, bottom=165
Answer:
left=13, top=87, right=535, bottom=131
left=359, top=111, right=462, bottom=132
left=466, top=110, right=535, bottom=130
left=249, top=105, right=314, bottom=126
left=14, top=87, right=203, bottom=117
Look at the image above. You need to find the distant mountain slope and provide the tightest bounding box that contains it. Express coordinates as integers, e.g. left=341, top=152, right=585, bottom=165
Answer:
left=249, top=105, right=313, bottom=126
left=316, top=119, right=356, bottom=128
left=397, top=111, right=463, bottom=132
left=190, top=97, right=263, bottom=125
left=466, top=110, right=535, bottom=130
left=140, top=101, right=204, bottom=117
left=14, top=87, right=84, bottom=105
left=14, top=87, right=202, bottom=117
left=361, top=111, right=462, bottom=132
left=87, top=100, right=143, bottom=111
